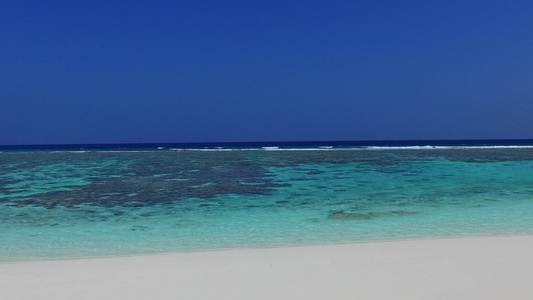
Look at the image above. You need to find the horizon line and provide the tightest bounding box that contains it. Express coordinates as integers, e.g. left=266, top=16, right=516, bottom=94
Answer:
left=2, top=138, right=533, bottom=148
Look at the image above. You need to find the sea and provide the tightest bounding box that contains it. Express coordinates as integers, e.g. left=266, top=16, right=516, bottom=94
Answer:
left=1, top=140, right=532, bottom=261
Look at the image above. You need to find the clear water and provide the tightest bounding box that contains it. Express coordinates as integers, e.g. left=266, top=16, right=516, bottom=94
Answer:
left=1, top=143, right=532, bottom=261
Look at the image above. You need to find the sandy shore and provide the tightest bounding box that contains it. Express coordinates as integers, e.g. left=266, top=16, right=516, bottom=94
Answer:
left=1, top=235, right=532, bottom=300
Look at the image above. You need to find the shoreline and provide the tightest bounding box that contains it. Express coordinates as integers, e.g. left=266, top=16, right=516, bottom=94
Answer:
left=1, top=234, right=532, bottom=299
left=2, top=232, right=531, bottom=263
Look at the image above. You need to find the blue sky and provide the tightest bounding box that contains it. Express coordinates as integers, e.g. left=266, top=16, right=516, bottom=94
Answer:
left=1, top=0, right=532, bottom=144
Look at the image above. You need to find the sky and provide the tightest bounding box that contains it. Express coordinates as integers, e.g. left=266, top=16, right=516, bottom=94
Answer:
left=1, top=0, right=532, bottom=145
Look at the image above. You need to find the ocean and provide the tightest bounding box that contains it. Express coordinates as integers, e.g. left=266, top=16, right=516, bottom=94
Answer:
left=1, top=140, right=532, bottom=261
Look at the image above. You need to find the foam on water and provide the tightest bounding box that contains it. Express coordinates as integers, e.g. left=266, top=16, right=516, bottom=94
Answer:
left=1, top=143, right=532, bottom=261
left=5, top=142, right=532, bottom=154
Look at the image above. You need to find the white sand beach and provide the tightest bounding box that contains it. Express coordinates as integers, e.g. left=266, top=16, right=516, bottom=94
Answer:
left=1, top=235, right=532, bottom=300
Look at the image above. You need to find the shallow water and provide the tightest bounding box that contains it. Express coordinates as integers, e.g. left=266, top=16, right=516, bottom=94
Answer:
left=1, top=144, right=532, bottom=261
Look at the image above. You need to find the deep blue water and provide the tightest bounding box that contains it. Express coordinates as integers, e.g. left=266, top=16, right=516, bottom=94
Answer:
left=2, top=139, right=533, bottom=152
left=1, top=140, right=532, bottom=261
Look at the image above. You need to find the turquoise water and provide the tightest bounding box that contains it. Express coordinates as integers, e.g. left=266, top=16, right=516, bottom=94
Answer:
left=1, top=146, right=532, bottom=261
